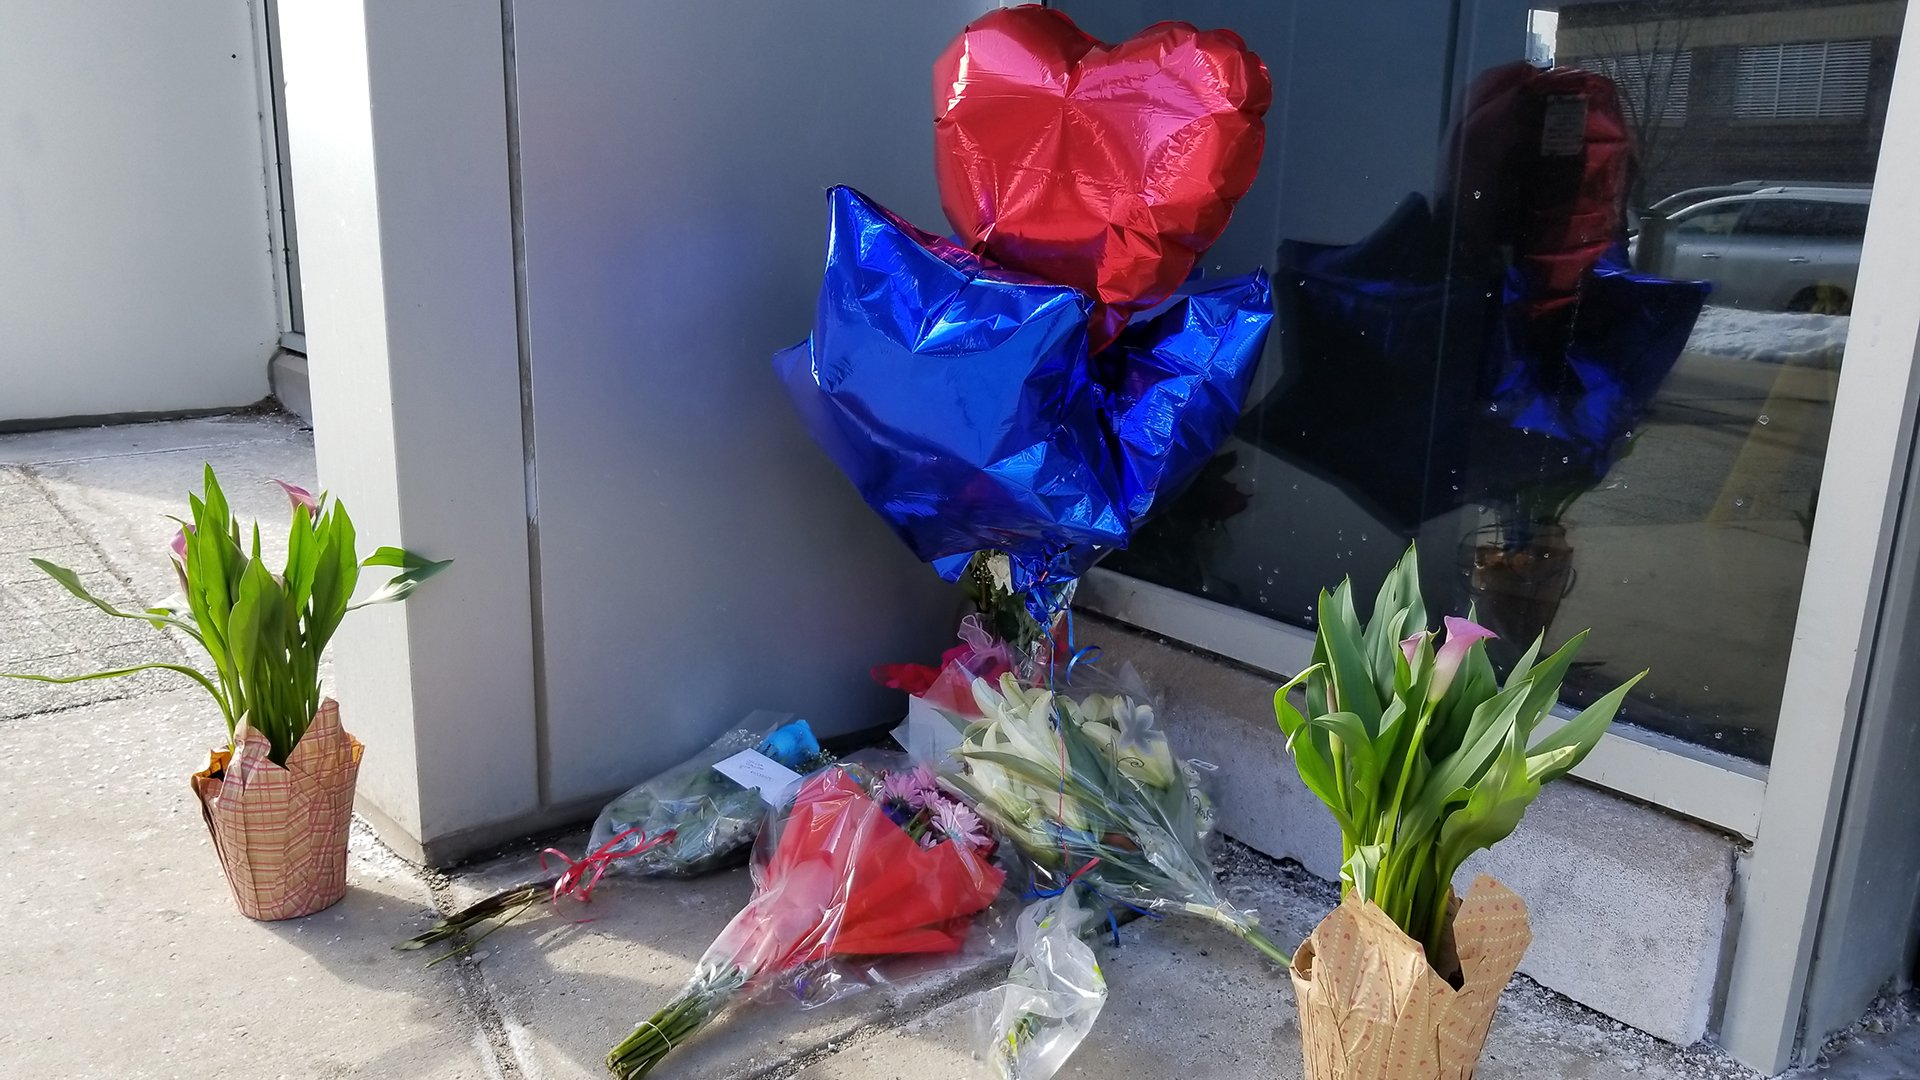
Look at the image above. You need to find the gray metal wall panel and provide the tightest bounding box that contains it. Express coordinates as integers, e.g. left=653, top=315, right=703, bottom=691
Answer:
left=510, top=1, right=993, bottom=802
left=1802, top=412, right=1920, bottom=1049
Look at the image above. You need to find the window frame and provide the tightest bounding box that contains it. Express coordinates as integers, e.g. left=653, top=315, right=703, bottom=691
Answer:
left=1670, top=198, right=1749, bottom=235
left=1077, top=566, right=1769, bottom=837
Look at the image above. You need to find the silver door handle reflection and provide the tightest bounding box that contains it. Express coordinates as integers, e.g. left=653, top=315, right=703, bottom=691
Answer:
left=1698, top=252, right=1721, bottom=259
left=1787, top=256, right=1811, bottom=264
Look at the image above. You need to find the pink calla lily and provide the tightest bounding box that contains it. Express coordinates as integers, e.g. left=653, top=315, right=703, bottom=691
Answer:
left=273, top=479, right=319, bottom=514
left=167, top=524, right=194, bottom=590
left=1399, top=632, right=1427, bottom=667
left=1432, top=615, right=1497, bottom=700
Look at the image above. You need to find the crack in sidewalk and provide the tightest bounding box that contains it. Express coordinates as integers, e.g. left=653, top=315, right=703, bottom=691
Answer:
left=414, top=856, right=536, bottom=1080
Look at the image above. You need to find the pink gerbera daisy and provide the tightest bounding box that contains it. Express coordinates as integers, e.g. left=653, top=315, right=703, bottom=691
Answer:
left=879, top=765, right=939, bottom=810
left=931, top=799, right=989, bottom=851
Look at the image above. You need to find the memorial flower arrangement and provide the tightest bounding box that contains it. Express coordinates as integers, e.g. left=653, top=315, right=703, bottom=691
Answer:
left=3, top=466, right=449, bottom=919
left=943, top=672, right=1289, bottom=968
left=399, top=717, right=830, bottom=962
left=605, top=760, right=1004, bottom=1078
left=1278, top=545, right=1641, bottom=1079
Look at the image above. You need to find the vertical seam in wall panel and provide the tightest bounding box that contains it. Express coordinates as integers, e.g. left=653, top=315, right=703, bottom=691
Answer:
left=1794, top=388, right=1920, bottom=1063
left=1418, top=0, right=1471, bottom=539
left=249, top=0, right=294, bottom=337
left=500, top=0, right=551, bottom=808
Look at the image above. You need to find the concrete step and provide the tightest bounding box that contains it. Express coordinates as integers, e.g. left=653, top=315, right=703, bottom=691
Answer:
left=429, top=832, right=1756, bottom=1080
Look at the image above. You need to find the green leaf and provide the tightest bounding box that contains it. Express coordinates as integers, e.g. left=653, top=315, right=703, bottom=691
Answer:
left=1525, top=670, right=1645, bottom=784
left=1363, top=548, right=1423, bottom=696
left=1318, top=583, right=1383, bottom=734
left=1524, top=745, right=1580, bottom=785
left=1371, top=696, right=1418, bottom=808
left=2, top=663, right=233, bottom=730
left=1272, top=666, right=1320, bottom=736
left=1275, top=673, right=1357, bottom=837
left=1503, top=633, right=1546, bottom=691
left=27, top=559, right=204, bottom=638
left=224, top=560, right=280, bottom=733
left=284, top=501, right=319, bottom=617
left=1343, top=843, right=1386, bottom=903
left=1310, top=710, right=1380, bottom=819
left=1515, top=630, right=1590, bottom=735
left=1059, top=712, right=1121, bottom=811
left=306, top=501, right=360, bottom=654
left=348, top=548, right=453, bottom=610
left=1435, top=727, right=1541, bottom=885
left=1400, top=681, right=1530, bottom=844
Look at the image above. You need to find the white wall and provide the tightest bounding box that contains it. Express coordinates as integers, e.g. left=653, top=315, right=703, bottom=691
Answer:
left=274, top=0, right=987, bottom=858
left=0, top=1, right=279, bottom=424
left=276, top=0, right=540, bottom=853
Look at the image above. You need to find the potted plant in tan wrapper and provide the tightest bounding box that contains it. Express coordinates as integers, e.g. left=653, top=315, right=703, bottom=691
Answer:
left=4, top=466, right=449, bottom=920
left=1275, top=545, right=1641, bottom=1079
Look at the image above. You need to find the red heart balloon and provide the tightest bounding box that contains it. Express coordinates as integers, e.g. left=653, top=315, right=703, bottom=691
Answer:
left=933, top=6, right=1272, bottom=352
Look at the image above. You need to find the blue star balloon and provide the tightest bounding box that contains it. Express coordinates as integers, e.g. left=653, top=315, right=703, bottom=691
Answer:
left=775, top=186, right=1128, bottom=571
left=1102, top=272, right=1273, bottom=524
left=776, top=186, right=1273, bottom=615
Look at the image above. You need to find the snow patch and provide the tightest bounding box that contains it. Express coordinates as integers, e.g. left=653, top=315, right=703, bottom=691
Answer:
left=1685, top=305, right=1850, bottom=367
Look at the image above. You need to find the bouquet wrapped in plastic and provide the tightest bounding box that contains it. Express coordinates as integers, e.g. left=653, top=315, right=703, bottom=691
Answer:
left=982, top=889, right=1108, bottom=1080
left=587, top=713, right=826, bottom=878
left=942, top=672, right=1286, bottom=967
left=399, top=715, right=825, bottom=959
left=880, top=615, right=1019, bottom=765
left=606, top=759, right=1007, bottom=1078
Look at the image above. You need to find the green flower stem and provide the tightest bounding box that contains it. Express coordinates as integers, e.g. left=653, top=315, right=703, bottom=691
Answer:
left=394, top=882, right=553, bottom=965
left=1239, top=922, right=1294, bottom=969
left=1185, top=904, right=1292, bottom=969
left=606, top=964, right=749, bottom=1079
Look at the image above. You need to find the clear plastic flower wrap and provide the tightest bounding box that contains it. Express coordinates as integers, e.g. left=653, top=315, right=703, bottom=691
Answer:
left=606, top=754, right=1008, bottom=1079
left=982, top=889, right=1108, bottom=1080
left=587, top=711, right=827, bottom=878
left=398, top=713, right=826, bottom=961
left=939, top=670, right=1286, bottom=967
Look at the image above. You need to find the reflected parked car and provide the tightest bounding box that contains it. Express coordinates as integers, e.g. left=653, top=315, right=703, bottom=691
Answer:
left=1632, top=186, right=1870, bottom=314
left=1646, top=179, right=1870, bottom=219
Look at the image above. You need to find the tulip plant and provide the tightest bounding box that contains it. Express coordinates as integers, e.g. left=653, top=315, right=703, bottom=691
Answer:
left=1275, top=544, right=1641, bottom=966
left=3, top=465, right=449, bottom=766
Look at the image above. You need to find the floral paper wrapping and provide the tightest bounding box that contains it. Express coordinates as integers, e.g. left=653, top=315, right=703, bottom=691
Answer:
left=1290, top=875, right=1531, bottom=1080
left=191, top=699, right=362, bottom=921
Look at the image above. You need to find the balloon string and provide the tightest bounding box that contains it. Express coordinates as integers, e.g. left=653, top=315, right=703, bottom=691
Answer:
left=1022, top=857, right=1103, bottom=901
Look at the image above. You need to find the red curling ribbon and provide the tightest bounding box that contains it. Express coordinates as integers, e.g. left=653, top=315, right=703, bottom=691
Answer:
left=540, top=826, right=676, bottom=913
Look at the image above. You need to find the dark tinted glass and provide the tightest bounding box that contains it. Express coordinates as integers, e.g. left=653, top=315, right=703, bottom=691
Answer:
left=1674, top=205, right=1745, bottom=233
left=1739, top=198, right=1869, bottom=235
left=1058, top=0, right=1902, bottom=761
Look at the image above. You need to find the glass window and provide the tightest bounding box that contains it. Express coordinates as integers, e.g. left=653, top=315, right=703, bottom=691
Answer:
left=1058, top=0, right=1905, bottom=763
left=1735, top=40, right=1874, bottom=120
left=1738, top=198, right=1872, bottom=236
left=1584, top=50, right=1693, bottom=124
left=1739, top=199, right=1817, bottom=234
left=1674, top=204, right=1745, bottom=234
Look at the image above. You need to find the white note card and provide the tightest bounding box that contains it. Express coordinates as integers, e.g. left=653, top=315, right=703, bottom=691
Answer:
left=713, top=749, right=804, bottom=806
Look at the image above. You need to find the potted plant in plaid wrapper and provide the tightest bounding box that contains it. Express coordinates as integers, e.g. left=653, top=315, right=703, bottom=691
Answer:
left=4, top=466, right=449, bottom=920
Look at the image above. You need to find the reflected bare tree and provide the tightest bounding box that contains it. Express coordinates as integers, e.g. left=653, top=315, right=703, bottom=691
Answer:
left=1561, top=7, right=1697, bottom=206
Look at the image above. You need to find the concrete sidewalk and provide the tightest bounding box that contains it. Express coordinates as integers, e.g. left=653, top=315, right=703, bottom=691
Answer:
left=0, top=412, right=1910, bottom=1079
